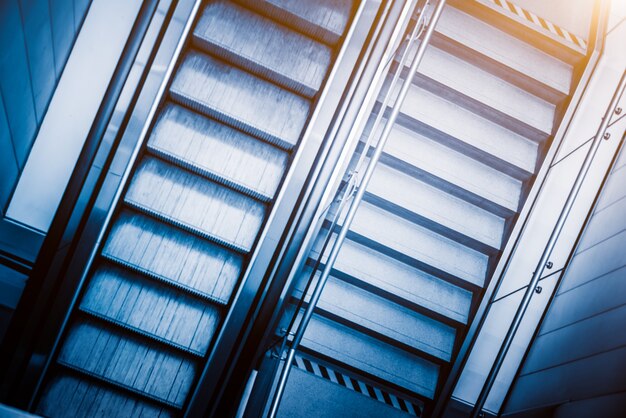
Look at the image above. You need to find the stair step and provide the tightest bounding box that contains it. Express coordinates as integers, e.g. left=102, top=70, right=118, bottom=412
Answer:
left=434, top=4, right=572, bottom=101
left=37, top=374, right=174, bottom=418
left=366, top=122, right=521, bottom=216
left=386, top=82, right=539, bottom=179
left=298, top=312, right=440, bottom=399
left=170, top=52, right=310, bottom=149
left=148, top=103, right=287, bottom=201
left=406, top=44, right=555, bottom=140
left=347, top=201, right=489, bottom=288
left=450, top=0, right=585, bottom=65
left=57, top=319, right=196, bottom=407
left=366, top=162, right=505, bottom=252
left=235, top=0, right=353, bottom=45
left=294, top=268, right=456, bottom=361
left=81, top=264, right=220, bottom=356
left=194, top=1, right=332, bottom=98
left=103, top=211, right=243, bottom=304
left=310, top=234, right=472, bottom=324
left=125, top=156, right=265, bottom=252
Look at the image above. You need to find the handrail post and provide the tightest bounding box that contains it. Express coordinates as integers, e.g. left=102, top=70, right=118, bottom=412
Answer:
left=265, top=1, right=447, bottom=416
left=470, top=70, right=626, bottom=418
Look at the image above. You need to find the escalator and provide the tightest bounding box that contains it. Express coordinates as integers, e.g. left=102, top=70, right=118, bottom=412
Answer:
left=32, top=0, right=357, bottom=416
left=268, top=0, right=588, bottom=416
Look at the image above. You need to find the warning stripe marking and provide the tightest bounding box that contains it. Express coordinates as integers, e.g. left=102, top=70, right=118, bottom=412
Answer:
left=292, top=354, right=424, bottom=416
left=482, top=0, right=587, bottom=50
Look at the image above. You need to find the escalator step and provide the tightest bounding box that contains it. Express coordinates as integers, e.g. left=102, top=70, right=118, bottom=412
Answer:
left=81, top=264, right=221, bottom=356
left=148, top=104, right=287, bottom=201
left=194, top=0, right=332, bottom=98
left=57, top=319, right=196, bottom=407
left=125, top=156, right=265, bottom=252
left=170, top=52, right=310, bottom=149
left=103, top=211, right=243, bottom=304
left=236, top=0, right=353, bottom=45
left=37, top=373, right=174, bottom=418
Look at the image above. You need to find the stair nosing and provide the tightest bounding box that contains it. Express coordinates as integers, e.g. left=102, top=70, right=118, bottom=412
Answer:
left=191, top=35, right=320, bottom=99
left=56, top=360, right=184, bottom=410
left=169, top=89, right=298, bottom=151
left=123, top=199, right=252, bottom=255
left=100, top=254, right=230, bottom=306
left=78, top=307, right=206, bottom=358
left=306, top=258, right=469, bottom=327
left=146, top=144, right=274, bottom=203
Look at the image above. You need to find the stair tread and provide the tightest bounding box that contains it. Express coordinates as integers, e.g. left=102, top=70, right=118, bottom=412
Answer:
left=236, top=0, right=352, bottom=45
left=103, top=211, right=243, bottom=304
left=436, top=5, right=572, bottom=95
left=58, top=319, right=196, bottom=407
left=81, top=265, right=220, bottom=356
left=300, top=313, right=439, bottom=399
left=414, top=44, right=555, bottom=136
left=347, top=201, right=489, bottom=288
left=371, top=122, right=522, bottom=214
left=170, top=52, right=310, bottom=149
left=296, top=269, right=456, bottom=361
left=367, top=162, right=505, bottom=250
left=148, top=104, right=287, bottom=201
left=390, top=82, right=539, bottom=176
left=194, top=0, right=332, bottom=97
left=125, top=157, right=265, bottom=252
left=311, top=236, right=472, bottom=323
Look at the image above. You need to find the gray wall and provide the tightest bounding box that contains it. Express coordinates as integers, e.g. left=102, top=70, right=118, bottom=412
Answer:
left=504, top=134, right=626, bottom=417
left=0, top=0, right=91, bottom=213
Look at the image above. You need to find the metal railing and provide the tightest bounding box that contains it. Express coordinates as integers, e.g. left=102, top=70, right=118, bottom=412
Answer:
left=470, top=69, right=626, bottom=418
left=265, top=0, right=447, bottom=416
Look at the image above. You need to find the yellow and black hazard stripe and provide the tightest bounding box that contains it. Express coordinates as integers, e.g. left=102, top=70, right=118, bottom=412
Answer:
left=293, top=354, right=424, bottom=416
left=484, top=0, right=588, bottom=50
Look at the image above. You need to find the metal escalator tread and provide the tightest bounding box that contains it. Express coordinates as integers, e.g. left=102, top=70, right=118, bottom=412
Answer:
left=125, top=156, right=265, bottom=252
left=38, top=374, right=174, bottom=417
left=103, top=211, right=243, bottom=304
left=58, top=319, right=196, bottom=407
left=170, top=51, right=310, bottom=149
left=148, top=103, right=287, bottom=201
left=194, top=0, right=332, bottom=97
left=235, top=0, right=353, bottom=45
left=81, top=264, right=221, bottom=356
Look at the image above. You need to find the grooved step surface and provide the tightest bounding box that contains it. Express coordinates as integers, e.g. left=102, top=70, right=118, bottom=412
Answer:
left=194, top=0, right=331, bottom=97
left=436, top=5, right=572, bottom=95
left=236, top=0, right=353, bottom=45
left=81, top=265, right=220, bottom=355
left=171, top=52, right=310, bottom=149
left=349, top=201, right=489, bottom=287
left=148, top=104, right=288, bottom=200
left=296, top=269, right=456, bottom=361
left=367, top=162, right=505, bottom=250
left=58, top=320, right=196, bottom=406
left=37, top=374, right=174, bottom=418
left=300, top=313, right=440, bottom=399
left=126, top=157, right=265, bottom=251
left=103, top=211, right=243, bottom=304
